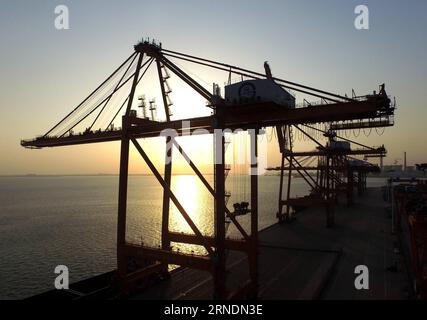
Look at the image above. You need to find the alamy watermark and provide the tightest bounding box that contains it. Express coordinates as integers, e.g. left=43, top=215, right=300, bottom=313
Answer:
left=54, top=265, right=69, bottom=289
left=160, top=121, right=268, bottom=175
left=160, top=121, right=268, bottom=176
left=354, top=265, right=369, bottom=290
left=54, top=5, right=70, bottom=30
left=53, top=4, right=369, bottom=31
left=354, top=5, right=369, bottom=30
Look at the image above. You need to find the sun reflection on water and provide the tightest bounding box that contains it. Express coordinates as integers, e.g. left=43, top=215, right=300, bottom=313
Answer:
left=169, top=175, right=214, bottom=255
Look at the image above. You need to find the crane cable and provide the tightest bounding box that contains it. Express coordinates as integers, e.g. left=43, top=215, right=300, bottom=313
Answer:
left=56, top=57, right=143, bottom=137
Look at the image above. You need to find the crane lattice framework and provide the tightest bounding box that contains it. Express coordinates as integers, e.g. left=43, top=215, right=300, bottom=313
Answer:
left=269, top=125, right=387, bottom=226
left=21, top=39, right=395, bottom=299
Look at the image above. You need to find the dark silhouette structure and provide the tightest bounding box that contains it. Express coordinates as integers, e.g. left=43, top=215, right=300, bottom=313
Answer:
left=21, top=39, right=395, bottom=299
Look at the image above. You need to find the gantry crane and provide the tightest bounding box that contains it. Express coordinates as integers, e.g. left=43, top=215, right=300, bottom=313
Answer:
left=21, top=39, right=395, bottom=299
left=268, top=126, right=386, bottom=226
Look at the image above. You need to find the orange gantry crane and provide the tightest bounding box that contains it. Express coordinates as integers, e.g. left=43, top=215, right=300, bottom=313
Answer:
left=21, top=39, right=395, bottom=299
left=268, top=126, right=386, bottom=225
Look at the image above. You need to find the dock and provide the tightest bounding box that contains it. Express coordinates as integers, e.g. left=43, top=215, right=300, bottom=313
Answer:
left=134, top=187, right=409, bottom=300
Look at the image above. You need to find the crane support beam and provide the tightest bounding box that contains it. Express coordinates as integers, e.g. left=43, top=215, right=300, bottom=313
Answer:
left=281, top=148, right=386, bottom=157
left=168, top=232, right=249, bottom=252
left=123, top=244, right=213, bottom=271
left=171, top=138, right=250, bottom=241
left=267, top=166, right=380, bottom=172
left=22, top=97, right=391, bottom=149
left=330, top=118, right=394, bottom=130
left=131, top=137, right=214, bottom=256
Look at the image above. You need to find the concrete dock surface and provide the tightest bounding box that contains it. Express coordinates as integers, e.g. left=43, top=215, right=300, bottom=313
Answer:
left=134, top=187, right=409, bottom=300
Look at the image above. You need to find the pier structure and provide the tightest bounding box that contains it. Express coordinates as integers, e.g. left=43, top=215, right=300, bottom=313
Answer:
left=21, top=39, right=395, bottom=299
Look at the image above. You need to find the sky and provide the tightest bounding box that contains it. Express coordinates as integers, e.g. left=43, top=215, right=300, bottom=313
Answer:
left=0, top=0, right=426, bottom=175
